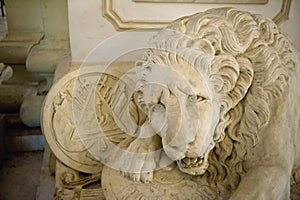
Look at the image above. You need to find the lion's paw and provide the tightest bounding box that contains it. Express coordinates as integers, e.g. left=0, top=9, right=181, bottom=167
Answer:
left=116, top=136, right=162, bottom=183
left=129, top=171, right=153, bottom=183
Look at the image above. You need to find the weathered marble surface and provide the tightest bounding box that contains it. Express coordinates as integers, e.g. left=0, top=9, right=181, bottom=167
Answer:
left=42, top=7, right=300, bottom=199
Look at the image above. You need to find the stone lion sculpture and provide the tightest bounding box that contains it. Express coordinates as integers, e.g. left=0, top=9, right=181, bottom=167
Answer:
left=101, top=7, right=300, bottom=199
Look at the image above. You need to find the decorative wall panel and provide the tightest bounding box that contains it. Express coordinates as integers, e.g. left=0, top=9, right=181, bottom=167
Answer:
left=133, top=0, right=268, bottom=4
left=103, top=0, right=291, bottom=30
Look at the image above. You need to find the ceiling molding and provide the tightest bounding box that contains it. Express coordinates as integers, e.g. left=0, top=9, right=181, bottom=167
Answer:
left=103, top=0, right=291, bottom=30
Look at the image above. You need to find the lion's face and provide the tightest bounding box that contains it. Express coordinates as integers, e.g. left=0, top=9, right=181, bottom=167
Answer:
left=141, top=64, right=222, bottom=175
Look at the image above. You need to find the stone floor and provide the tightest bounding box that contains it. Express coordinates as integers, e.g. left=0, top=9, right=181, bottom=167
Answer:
left=0, top=151, right=43, bottom=200
left=0, top=114, right=55, bottom=200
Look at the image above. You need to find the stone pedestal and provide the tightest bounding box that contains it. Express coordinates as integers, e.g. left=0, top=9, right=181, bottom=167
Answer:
left=0, top=0, right=70, bottom=127
left=54, top=160, right=104, bottom=200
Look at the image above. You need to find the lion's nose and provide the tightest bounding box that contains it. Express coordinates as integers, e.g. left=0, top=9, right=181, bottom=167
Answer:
left=185, top=142, right=202, bottom=158
left=186, top=136, right=203, bottom=158
left=185, top=150, right=199, bottom=158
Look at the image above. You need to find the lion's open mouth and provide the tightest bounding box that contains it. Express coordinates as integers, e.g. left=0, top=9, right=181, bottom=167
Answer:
left=176, top=153, right=209, bottom=176
left=178, top=157, right=204, bottom=168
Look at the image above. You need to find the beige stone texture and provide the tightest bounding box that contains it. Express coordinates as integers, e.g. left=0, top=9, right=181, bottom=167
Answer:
left=42, top=7, right=300, bottom=200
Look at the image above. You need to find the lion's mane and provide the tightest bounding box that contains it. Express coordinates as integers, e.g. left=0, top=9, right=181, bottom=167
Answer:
left=136, top=7, right=297, bottom=191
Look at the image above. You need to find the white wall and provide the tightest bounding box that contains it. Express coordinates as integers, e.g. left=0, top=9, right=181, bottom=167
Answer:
left=68, top=0, right=115, bottom=63
left=68, top=0, right=300, bottom=62
left=280, top=0, right=300, bottom=52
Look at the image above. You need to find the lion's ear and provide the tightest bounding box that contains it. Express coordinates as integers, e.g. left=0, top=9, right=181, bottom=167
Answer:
left=225, top=57, right=254, bottom=111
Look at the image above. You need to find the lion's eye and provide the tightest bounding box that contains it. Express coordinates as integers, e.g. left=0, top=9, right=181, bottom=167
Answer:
left=188, top=95, right=206, bottom=103
left=152, top=103, right=166, bottom=112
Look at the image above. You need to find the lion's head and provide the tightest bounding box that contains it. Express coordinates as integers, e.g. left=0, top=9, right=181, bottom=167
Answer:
left=135, top=7, right=297, bottom=188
